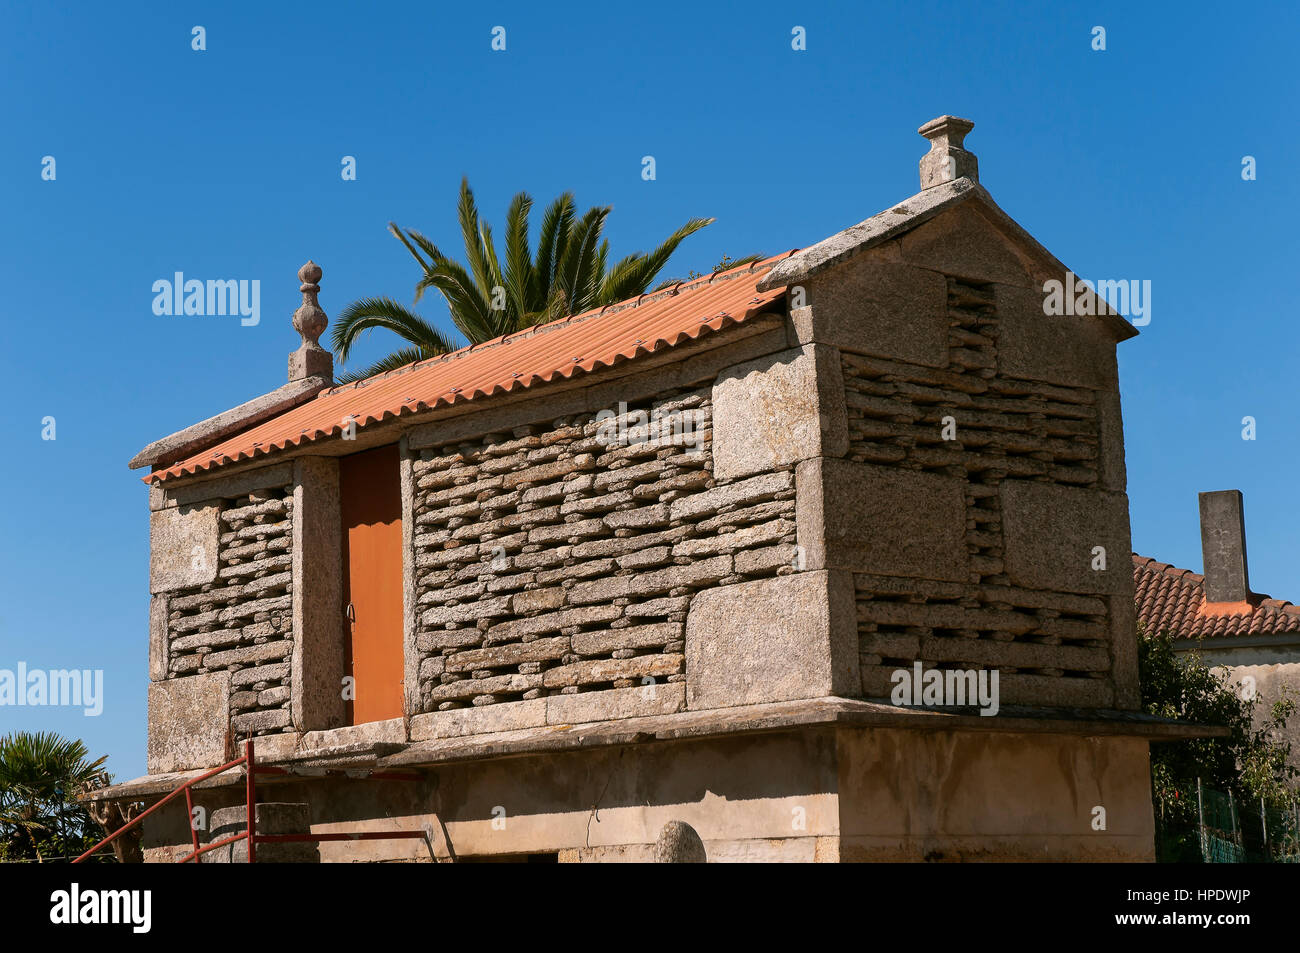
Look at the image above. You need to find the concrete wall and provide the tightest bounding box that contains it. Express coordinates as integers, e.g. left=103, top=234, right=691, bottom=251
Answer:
left=836, top=727, right=1155, bottom=861
left=1203, top=646, right=1300, bottom=768
left=141, top=725, right=1152, bottom=862
left=143, top=730, right=840, bottom=863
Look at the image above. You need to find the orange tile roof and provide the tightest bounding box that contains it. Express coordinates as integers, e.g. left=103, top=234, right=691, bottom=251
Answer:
left=149, top=254, right=794, bottom=484
left=1132, top=554, right=1300, bottom=640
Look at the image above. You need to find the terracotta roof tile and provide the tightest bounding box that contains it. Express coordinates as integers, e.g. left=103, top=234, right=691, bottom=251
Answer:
left=1132, top=554, right=1300, bottom=639
left=150, top=253, right=795, bottom=484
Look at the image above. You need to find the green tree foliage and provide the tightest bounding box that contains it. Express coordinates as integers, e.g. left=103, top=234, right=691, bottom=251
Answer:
left=1139, top=625, right=1297, bottom=861
left=0, top=731, right=109, bottom=862
left=331, top=178, right=733, bottom=383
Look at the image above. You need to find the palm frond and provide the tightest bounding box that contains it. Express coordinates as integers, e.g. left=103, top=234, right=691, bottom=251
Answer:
left=338, top=181, right=722, bottom=376
left=534, top=193, right=575, bottom=300
left=416, top=259, right=497, bottom=343
left=332, top=346, right=434, bottom=385
left=604, top=216, right=715, bottom=304
left=387, top=223, right=431, bottom=272
left=330, top=296, right=459, bottom=367
left=503, top=192, right=534, bottom=319
left=557, top=206, right=609, bottom=314
left=456, top=177, right=494, bottom=300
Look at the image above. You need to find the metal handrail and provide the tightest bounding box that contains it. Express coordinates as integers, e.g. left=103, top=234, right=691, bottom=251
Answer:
left=74, top=739, right=257, bottom=864
left=73, top=736, right=434, bottom=863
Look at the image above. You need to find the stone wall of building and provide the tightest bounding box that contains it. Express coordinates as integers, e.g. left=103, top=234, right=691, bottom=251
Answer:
left=409, top=386, right=799, bottom=714
left=837, top=271, right=1122, bottom=707
left=156, top=481, right=296, bottom=735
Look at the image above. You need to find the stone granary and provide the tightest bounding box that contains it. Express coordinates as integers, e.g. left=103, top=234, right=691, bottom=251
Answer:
left=93, top=116, right=1202, bottom=862
left=1135, top=490, right=1300, bottom=766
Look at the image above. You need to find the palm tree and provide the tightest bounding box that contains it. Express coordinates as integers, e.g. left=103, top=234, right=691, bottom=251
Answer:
left=0, top=731, right=107, bottom=861
left=331, top=178, right=747, bottom=383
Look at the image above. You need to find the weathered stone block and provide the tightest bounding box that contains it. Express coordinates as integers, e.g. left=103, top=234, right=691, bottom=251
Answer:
left=654, top=821, right=707, bottom=863
left=571, top=623, right=681, bottom=656
left=512, top=586, right=566, bottom=614
left=149, top=595, right=168, bottom=681
left=1108, top=593, right=1141, bottom=711
left=301, top=717, right=406, bottom=751
left=445, top=636, right=570, bottom=673
left=292, top=457, right=347, bottom=732
left=999, top=481, right=1131, bottom=595
left=1095, top=387, right=1128, bottom=493
left=167, top=463, right=293, bottom=507
left=147, top=672, right=231, bottom=773
left=545, top=683, right=686, bottom=725
left=686, top=570, right=858, bottom=709
left=230, top=709, right=292, bottom=733
left=1199, top=489, right=1250, bottom=603
left=711, top=345, right=847, bottom=481
left=149, top=503, right=220, bottom=594
left=896, top=202, right=1034, bottom=287
left=798, top=458, right=969, bottom=581
left=249, top=731, right=300, bottom=761
left=993, top=283, right=1117, bottom=390
left=541, top=654, right=681, bottom=690
left=800, top=259, right=949, bottom=367
left=669, top=470, right=793, bottom=522
left=205, top=802, right=319, bottom=863
left=410, top=699, right=547, bottom=740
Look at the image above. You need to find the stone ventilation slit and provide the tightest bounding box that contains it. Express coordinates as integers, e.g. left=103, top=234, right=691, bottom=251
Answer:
left=844, top=272, right=1115, bottom=708
left=165, top=483, right=295, bottom=736
left=410, top=387, right=800, bottom=713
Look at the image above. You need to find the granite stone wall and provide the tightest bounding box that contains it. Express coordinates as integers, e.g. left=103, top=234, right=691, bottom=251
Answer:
left=409, top=386, right=799, bottom=713
left=158, top=482, right=296, bottom=735
left=841, top=273, right=1123, bottom=707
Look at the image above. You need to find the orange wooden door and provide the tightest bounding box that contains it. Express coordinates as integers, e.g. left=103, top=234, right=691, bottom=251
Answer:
left=339, top=444, right=405, bottom=725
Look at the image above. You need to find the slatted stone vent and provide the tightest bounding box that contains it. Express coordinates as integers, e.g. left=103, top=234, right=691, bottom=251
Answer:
left=847, top=274, right=1113, bottom=708
left=412, top=387, right=799, bottom=712
left=164, top=484, right=296, bottom=734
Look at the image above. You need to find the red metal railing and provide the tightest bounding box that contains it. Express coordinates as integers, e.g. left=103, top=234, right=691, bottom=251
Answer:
left=75, top=738, right=431, bottom=863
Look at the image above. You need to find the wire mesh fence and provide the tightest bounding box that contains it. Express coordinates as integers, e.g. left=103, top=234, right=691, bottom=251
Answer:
left=1191, top=778, right=1300, bottom=863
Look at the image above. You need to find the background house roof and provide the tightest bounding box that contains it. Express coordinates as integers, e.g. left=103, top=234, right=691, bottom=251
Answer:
left=1133, top=553, right=1300, bottom=640
left=148, top=253, right=793, bottom=484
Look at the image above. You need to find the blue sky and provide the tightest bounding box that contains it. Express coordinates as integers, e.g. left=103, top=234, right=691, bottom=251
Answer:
left=1, top=0, right=1296, bottom=780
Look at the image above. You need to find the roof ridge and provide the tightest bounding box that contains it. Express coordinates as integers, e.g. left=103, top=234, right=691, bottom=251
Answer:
left=149, top=261, right=791, bottom=483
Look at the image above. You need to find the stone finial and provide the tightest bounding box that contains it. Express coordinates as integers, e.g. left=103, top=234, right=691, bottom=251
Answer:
left=289, top=260, right=333, bottom=383
left=918, top=115, right=978, bottom=190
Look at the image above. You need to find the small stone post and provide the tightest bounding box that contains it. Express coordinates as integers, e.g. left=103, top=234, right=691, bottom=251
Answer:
left=918, top=115, right=978, bottom=189
left=289, top=260, right=333, bottom=384
left=1199, top=489, right=1250, bottom=603
left=653, top=820, right=707, bottom=862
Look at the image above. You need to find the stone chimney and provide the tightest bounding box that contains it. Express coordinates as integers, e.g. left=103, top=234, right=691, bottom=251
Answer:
left=290, top=260, right=332, bottom=383
left=1199, top=490, right=1251, bottom=604
left=918, top=115, right=978, bottom=190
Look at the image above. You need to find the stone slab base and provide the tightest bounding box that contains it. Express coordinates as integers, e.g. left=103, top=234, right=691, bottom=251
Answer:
left=137, top=721, right=1155, bottom=862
